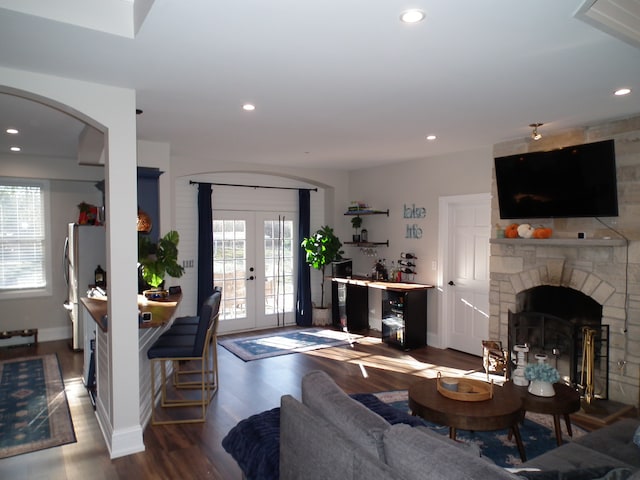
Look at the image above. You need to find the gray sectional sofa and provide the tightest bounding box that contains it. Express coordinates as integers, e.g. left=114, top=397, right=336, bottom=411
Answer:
left=278, top=370, right=640, bottom=480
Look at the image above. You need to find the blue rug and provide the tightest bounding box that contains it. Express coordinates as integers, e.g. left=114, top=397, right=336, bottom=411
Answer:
left=0, top=354, right=76, bottom=459
left=368, top=390, right=585, bottom=468
left=218, top=328, right=361, bottom=361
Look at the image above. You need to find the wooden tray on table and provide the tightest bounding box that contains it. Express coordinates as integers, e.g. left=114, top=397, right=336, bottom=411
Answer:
left=436, top=372, right=493, bottom=401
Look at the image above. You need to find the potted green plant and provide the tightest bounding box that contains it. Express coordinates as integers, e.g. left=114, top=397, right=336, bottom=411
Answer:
left=350, top=216, right=362, bottom=242
left=301, top=226, right=343, bottom=324
left=138, top=230, right=185, bottom=298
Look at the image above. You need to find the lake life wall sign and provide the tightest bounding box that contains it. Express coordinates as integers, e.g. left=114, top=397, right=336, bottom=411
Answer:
left=403, top=203, right=425, bottom=239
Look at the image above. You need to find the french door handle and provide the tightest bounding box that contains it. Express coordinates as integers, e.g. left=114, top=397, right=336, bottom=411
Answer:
left=448, top=280, right=455, bottom=286
left=247, top=276, right=255, bottom=281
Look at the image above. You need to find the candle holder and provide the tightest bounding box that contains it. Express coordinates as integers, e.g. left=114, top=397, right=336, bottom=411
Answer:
left=512, top=344, right=530, bottom=386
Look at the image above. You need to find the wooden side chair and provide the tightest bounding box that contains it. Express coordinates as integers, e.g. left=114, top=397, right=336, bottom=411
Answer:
left=482, top=340, right=509, bottom=380
left=147, top=289, right=221, bottom=425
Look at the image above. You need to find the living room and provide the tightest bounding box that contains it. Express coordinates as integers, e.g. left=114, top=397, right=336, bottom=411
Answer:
left=1, top=1, right=640, bottom=478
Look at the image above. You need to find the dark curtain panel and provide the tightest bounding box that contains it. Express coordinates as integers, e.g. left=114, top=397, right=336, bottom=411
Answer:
left=296, top=189, right=312, bottom=326
left=197, top=183, right=214, bottom=315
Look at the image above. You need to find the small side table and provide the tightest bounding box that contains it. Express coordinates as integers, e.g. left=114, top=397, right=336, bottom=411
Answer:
left=503, top=381, right=581, bottom=446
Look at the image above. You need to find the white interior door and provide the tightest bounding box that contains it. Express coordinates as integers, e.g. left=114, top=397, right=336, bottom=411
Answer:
left=214, top=210, right=296, bottom=333
left=441, top=194, right=490, bottom=356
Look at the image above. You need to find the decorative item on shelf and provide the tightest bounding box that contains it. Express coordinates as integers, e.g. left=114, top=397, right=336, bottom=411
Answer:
left=517, top=223, right=534, bottom=239
left=94, top=265, right=106, bottom=288
left=137, top=207, right=153, bottom=233
left=505, top=223, right=519, bottom=238
left=502, top=223, right=553, bottom=240
left=351, top=215, right=363, bottom=242
left=347, top=201, right=369, bottom=213
left=495, top=224, right=505, bottom=238
left=360, top=228, right=368, bottom=243
left=525, top=354, right=560, bottom=397
left=301, top=226, right=343, bottom=324
left=533, top=226, right=553, bottom=239
left=512, top=344, right=530, bottom=386
left=138, top=230, right=185, bottom=297
left=78, top=202, right=101, bottom=225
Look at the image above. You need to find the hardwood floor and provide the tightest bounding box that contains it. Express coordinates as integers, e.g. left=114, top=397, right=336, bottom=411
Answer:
left=0, top=329, right=483, bottom=479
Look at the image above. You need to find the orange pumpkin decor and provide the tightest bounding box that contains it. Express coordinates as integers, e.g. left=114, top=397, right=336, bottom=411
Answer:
left=533, top=227, right=553, bottom=239
left=505, top=223, right=520, bottom=238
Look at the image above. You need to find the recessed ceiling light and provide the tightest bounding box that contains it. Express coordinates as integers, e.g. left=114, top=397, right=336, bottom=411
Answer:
left=614, top=88, right=631, bottom=96
left=426, top=135, right=437, bottom=141
left=400, top=9, right=425, bottom=23
left=6, top=128, right=19, bottom=134
left=242, top=103, right=256, bottom=111
left=10, top=146, right=21, bottom=152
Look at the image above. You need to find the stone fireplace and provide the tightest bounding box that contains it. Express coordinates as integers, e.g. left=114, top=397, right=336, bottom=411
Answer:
left=489, top=114, right=640, bottom=409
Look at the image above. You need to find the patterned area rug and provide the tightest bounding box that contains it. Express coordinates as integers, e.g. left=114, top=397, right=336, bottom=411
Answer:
left=218, top=328, right=361, bottom=361
left=374, top=390, right=586, bottom=468
left=0, top=354, right=76, bottom=459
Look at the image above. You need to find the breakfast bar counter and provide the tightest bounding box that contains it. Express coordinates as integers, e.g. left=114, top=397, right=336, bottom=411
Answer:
left=79, top=292, right=183, bottom=426
left=80, top=293, right=182, bottom=331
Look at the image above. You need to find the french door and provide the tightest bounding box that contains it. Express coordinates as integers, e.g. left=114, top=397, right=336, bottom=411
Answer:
left=214, top=211, right=296, bottom=333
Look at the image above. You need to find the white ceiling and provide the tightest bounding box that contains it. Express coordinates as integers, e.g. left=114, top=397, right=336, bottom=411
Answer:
left=1, top=0, right=640, bottom=170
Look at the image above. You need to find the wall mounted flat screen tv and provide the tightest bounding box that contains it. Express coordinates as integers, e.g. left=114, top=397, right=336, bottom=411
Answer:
left=494, top=139, right=618, bottom=219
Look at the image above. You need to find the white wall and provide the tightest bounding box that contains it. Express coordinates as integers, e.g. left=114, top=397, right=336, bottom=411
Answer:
left=347, top=147, right=493, bottom=338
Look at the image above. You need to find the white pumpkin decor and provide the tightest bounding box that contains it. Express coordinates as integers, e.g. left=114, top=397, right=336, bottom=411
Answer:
left=517, top=223, right=534, bottom=238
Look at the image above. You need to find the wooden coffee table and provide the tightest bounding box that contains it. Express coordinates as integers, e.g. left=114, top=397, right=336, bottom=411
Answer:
left=502, top=381, right=581, bottom=446
left=408, top=377, right=527, bottom=461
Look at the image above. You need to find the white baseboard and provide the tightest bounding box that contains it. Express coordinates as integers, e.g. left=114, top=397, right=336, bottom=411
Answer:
left=109, top=425, right=145, bottom=459
left=39, top=325, right=72, bottom=342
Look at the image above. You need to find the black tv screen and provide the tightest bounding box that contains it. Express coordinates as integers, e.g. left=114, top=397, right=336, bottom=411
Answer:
left=494, top=140, right=618, bottom=219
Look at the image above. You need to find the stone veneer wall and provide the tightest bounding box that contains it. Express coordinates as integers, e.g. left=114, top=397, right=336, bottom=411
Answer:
left=490, top=114, right=640, bottom=407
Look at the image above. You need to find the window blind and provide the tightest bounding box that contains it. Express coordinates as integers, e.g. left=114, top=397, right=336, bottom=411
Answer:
left=0, top=183, right=46, bottom=290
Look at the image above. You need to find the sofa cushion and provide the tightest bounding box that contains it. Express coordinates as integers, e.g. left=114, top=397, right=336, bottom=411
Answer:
left=573, top=419, right=640, bottom=468
left=301, top=370, right=390, bottom=460
left=279, top=395, right=403, bottom=480
left=384, top=423, right=519, bottom=480
left=522, top=442, right=634, bottom=472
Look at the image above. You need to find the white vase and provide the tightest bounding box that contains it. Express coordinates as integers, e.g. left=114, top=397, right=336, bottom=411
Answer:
left=528, top=380, right=555, bottom=397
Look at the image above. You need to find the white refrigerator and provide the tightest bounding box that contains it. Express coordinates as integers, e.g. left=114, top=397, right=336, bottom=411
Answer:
left=63, top=223, right=106, bottom=350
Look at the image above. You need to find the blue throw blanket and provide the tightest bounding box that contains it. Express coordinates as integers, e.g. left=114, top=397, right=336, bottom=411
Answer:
left=221, top=393, right=422, bottom=480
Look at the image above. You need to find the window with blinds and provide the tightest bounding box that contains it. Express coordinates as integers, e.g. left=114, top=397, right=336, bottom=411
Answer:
left=0, top=180, right=49, bottom=293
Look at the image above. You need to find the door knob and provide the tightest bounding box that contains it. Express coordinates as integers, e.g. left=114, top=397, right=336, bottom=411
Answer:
left=247, top=276, right=255, bottom=281
left=448, top=280, right=455, bottom=286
